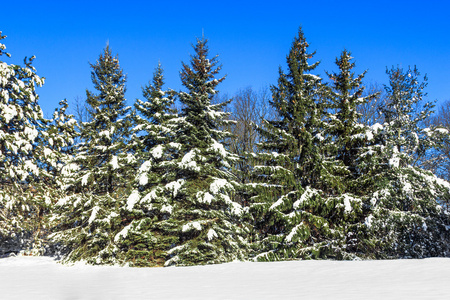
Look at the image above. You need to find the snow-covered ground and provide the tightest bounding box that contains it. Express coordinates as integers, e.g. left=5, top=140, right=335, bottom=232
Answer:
left=1, top=256, right=449, bottom=299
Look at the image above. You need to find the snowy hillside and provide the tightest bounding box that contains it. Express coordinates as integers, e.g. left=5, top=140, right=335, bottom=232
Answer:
left=1, top=256, right=449, bottom=299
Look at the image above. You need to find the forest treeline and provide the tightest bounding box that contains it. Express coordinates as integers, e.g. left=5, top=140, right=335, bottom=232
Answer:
left=0, top=28, right=449, bottom=266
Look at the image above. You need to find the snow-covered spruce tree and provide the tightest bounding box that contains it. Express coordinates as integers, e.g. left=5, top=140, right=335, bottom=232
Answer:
left=360, top=66, right=450, bottom=258
left=323, top=50, right=382, bottom=256
left=0, top=31, right=56, bottom=255
left=326, top=50, right=378, bottom=190
left=114, top=64, right=179, bottom=266
left=160, top=38, right=248, bottom=266
left=51, top=46, right=134, bottom=264
left=32, top=99, right=78, bottom=254
left=381, top=66, right=437, bottom=167
left=247, top=28, right=351, bottom=261
left=132, top=63, right=177, bottom=155
left=39, top=99, right=78, bottom=183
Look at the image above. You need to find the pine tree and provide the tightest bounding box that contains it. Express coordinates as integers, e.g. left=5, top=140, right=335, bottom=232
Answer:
left=324, top=50, right=380, bottom=255
left=381, top=66, right=435, bottom=167
left=0, top=31, right=56, bottom=255
left=114, top=64, right=179, bottom=266
left=247, top=28, right=351, bottom=261
left=326, top=50, right=377, bottom=188
left=76, top=45, right=133, bottom=195
left=132, top=63, right=177, bottom=154
left=33, top=99, right=79, bottom=255
left=51, top=46, right=133, bottom=264
left=360, top=66, right=450, bottom=258
left=39, top=99, right=78, bottom=183
left=161, top=38, right=249, bottom=266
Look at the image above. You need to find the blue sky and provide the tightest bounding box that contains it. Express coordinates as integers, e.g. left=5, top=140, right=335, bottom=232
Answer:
left=2, top=0, right=450, bottom=117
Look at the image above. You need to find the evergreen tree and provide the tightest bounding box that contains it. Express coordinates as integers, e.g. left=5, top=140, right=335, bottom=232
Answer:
left=359, top=66, right=450, bottom=258
left=114, top=64, right=179, bottom=266
left=323, top=50, right=380, bottom=255
left=132, top=62, right=177, bottom=154
left=39, top=99, right=78, bottom=183
left=247, top=28, right=352, bottom=261
left=51, top=46, right=133, bottom=264
left=0, top=31, right=56, bottom=255
left=76, top=45, right=133, bottom=195
left=161, top=38, right=249, bottom=266
left=326, top=50, right=378, bottom=189
left=381, top=66, right=435, bottom=167
left=34, top=99, right=78, bottom=255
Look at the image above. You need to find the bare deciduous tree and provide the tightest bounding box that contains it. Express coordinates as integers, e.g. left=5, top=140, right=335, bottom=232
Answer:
left=357, top=82, right=385, bottom=126
left=427, top=100, right=450, bottom=180
left=72, top=96, right=92, bottom=124
left=230, top=87, right=272, bottom=155
left=218, top=86, right=274, bottom=184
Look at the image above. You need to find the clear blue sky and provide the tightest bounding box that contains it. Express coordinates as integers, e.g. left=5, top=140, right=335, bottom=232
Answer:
left=2, top=0, right=450, bottom=117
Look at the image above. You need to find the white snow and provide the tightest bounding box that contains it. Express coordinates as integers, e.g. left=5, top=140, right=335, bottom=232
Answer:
left=61, top=163, right=79, bottom=177
left=207, top=228, right=218, bottom=241
left=436, top=128, right=449, bottom=134
left=198, top=191, right=214, bottom=204
left=403, top=181, right=413, bottom=194
left=24, top=127, right=38, bottom=140
left=0, top=256, right=449, bottom=299
left=342, top=194, right=359, bottom=213
left=180, top=149, right=200, bottom=171
left=126, top=190, right=140, bottom=211
left=141, top=188, right=159, bottom=204
left=314, top=133, right=325, bottom=141
left=88, top=206, right=100, bottom=224
left=293, top=187, right=318, bottom=209
left=114, top=223, right=132, bottom=242
left=24, top=160, right=39, bottom=176
left=139, top=173, right=148, bottom=186
left=43, top=147, right=52, bottom=157
left=2, top=104, right=17, bottom=123
left=210, top=178, right=232, bottom=194
left=182, top=221, right=202, bottom=232
left=285, top=222, right=303, bottom=242
left=389, top=147, right=400, bottom=168
left=270, top=191, right=296, bottom=210
left=371, top=123, right=383, bottom=132
left=389, top=157, right=400, bottom=168
left=81, top=173, right=90, bottom=186
left=165, top=179, right=184, bottom=197
left=110, top=156, right=119, bottom=170
left=270, top=197, right=284, bottom=210
left=365, top=129, right=374, bottom=141
left=364, top=215, right=374, bottom=228
left=209, top=139, right=228, bottom=157
left=305, top=73, right=322, bottom=80
left=161, top=204, right=173, bottom=214
left=98, top=129, right=110, bottom=138
left=139, top=160, right=152, bottom=173
left=151, top=145, right=164, bottom=159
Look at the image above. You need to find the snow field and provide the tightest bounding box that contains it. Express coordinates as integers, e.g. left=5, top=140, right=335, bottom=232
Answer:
left=0, top=256, right=449, bottom=299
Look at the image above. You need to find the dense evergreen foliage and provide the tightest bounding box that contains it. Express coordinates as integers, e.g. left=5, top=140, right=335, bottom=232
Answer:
left=246, top=28, right=338, bottom=260
left=1, top=28, right=449, bottom=263
left=358, top=66, right=450, bottom=258
left=0, top=32, right=69, bottom=256
left=50, top=46, right=133, bottom=264
left=161, top=38, right=249, bottom=266
left=116, top=64, right=179, bottom=266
